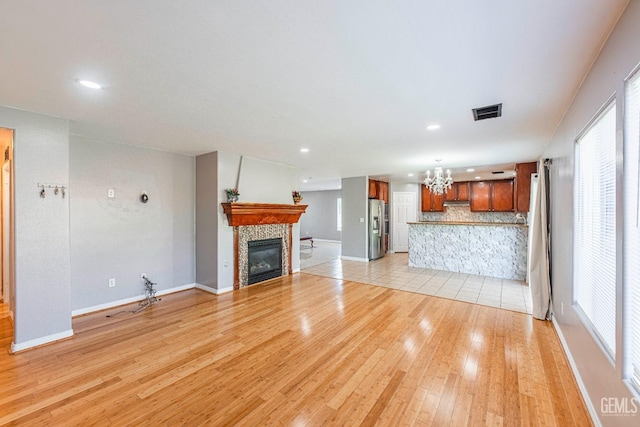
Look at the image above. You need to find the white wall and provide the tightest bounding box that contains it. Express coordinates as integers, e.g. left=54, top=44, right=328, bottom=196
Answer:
left=544, top=2, right=640, bottom=425
left=70, top=137, right=195, bottom=311
left=0, top=105, right=72, bottom=349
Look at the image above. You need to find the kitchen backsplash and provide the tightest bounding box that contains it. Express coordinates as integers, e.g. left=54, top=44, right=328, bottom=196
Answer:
left=421, top=205, right=523, bottom=223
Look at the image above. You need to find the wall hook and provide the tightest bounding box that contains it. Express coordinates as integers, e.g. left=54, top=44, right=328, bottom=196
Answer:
left=40, top=187, right=46, bottom=198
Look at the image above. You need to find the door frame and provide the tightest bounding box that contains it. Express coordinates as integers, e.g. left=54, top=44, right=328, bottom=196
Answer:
left=1, top=128, right=15, bottom=323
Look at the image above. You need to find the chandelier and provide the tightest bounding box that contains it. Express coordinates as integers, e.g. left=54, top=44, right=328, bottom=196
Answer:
left=424, top=160, right=453, bottom=195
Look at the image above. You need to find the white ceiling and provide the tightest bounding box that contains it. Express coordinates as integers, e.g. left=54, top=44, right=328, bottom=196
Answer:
left=0, top=1, right=628, bottom=190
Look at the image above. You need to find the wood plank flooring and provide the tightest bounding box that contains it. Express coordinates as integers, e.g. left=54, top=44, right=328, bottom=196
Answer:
left=0, top=274, right=591, bottom=426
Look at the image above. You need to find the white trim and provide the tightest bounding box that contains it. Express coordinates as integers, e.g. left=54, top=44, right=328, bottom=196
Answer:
left=292, top=268, right=301, bottom=273
left=11, top=329, right=74, bottom=353
left=552, top=315, right=601, bottom=427
left=312, top=239, right=341, bottom=243
left=72, top=283, right=197, bottom=317
left=195, top=283, right=233, bottom=295
left=341, top=255, right=369, bottom=262
left=156, top=283, right=195, bottom=297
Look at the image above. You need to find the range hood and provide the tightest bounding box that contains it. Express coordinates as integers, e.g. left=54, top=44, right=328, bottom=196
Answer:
left=443, top=200, right=470, bottom=206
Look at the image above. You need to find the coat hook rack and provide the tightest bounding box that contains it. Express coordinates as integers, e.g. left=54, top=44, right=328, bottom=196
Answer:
left=38, top=183, right=67, bottom=198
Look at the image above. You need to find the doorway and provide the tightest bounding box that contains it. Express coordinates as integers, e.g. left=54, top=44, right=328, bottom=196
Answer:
left=392, top=192, right=417, bottom=252
left=0, top=127, right=14, bottom=324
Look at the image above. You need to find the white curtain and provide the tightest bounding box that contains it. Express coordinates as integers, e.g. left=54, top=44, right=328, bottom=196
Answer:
left=529, top=159, right=551, bottom=320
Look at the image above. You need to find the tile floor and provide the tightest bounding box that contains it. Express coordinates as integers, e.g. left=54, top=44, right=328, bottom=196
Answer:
left=301, top=242, right=532, bottom=314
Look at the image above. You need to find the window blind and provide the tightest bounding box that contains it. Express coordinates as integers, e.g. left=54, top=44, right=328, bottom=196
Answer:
left=574, top=100, right=617, bottom=359
left=625, top=69, right=640, bottom=392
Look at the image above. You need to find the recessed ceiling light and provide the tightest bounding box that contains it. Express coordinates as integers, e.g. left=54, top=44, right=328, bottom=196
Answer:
left=426, top=124, right=441, bottom=131
left=300, top=148, right=309, bottom=153
left=408, top=173, right=414, bottom=177
left=77, top=79, right=103, bottom=89
left=475, top=176, right=481, bottom=180
left=467, top=168, right=475, bottom=172
left=303, top=179, right=308, bottom=183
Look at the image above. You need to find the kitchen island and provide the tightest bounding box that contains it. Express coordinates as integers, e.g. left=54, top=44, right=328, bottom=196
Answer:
left=408, top=221, right=528, bottom=280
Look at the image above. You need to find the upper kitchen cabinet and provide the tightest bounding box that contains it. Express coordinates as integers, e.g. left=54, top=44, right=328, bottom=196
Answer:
left=470, top=179, right=514, bottom=212
left=421, top=184, right=445, bottom=212
left=444, top=181, right=470, bottom=202
left=378, top=181, right=389, bottom=204
left=368, top=179, right=378, bottom=199
left=514, top=161, right=538, bottom=212
left=368, top=179, right=389, bottom=203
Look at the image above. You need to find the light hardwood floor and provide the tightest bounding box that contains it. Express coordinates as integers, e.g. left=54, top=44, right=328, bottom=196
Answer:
left=0, top=274, right=590, bottom=426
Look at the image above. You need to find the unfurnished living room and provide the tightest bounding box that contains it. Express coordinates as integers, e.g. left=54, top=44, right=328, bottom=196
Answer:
left=1, top=1, right=640, bottom=426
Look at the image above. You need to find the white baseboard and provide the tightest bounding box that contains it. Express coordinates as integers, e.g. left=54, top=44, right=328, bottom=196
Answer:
left=195, top=283, right=233, bottom=295
left=72, top=283, right=198, bottom=317
left=11, top=329, right=74, bottom=353
left=156, top=283, right=195, bottom=296
left=292, top=268, right=301, bottom=273
left=552, top=315, right=601, bottom=427
left=312, top=239, right=341, bottom=243
left=341, top=256, right=369, bottom=262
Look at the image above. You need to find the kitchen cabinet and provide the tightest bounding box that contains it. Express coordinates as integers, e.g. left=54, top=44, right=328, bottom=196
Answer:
left=368, top=179, right=389, bottom=204
left=514, top=161, right=538, bottom=212
left=470, top=179, right=514, bottom=212
left=368, top=179, right=378, bottom=199
left=444, top=181, right=470, bottom=202
left=421, top=184, right=446, bottom=212
left=377, top=181, right=388, bottom=204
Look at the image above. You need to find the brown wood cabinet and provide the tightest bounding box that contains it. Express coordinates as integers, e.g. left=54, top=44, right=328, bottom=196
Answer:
left=368, top=179, right=378, bottom=199
left=421, top=184, right=446, bottom=212
left=444, top=182, right=470, bottom=202
left=514, top=161, right=538, bottom=212
left=378, top=181, right=389, bottom=204
left=368, top=179, right=389, bottom=203
left=470, top=179, right=514, bottom=212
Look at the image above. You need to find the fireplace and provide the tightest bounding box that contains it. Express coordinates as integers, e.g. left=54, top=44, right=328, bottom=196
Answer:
left=221, top=202, right=307, bottom=289
left=247, top=238, right=283, bottom=284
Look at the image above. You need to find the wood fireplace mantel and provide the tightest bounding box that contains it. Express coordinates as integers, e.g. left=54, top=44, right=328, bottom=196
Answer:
left=221, top=202, right=307, bottom=226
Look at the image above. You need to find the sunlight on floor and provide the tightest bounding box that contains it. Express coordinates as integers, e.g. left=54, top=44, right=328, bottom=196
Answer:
left=301, top=244, right=532, bottom=315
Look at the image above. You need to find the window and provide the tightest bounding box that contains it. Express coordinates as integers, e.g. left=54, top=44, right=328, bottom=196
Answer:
left=625, top=68, right=640, bottom=393
left=337, top=197, right=342, bottom=231
left=573, top=99, right=617, bottom=360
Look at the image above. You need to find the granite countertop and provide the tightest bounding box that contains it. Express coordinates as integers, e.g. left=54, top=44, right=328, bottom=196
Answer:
left=407, top=221, right=527, bottom=227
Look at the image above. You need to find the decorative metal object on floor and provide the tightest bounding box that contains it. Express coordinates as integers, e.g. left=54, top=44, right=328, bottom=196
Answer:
left=106, top=276, right=161, bottom=317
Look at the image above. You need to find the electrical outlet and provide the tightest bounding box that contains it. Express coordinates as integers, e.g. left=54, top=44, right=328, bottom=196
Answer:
left=108, top=278, right=116, bottom=288
left=141, top=273, right=147, bottom=280
left=108, top=188, right=115, bottom=198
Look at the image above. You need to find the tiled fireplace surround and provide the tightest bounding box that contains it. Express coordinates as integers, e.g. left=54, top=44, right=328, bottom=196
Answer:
left=221, top=202, right=307, bottom=289
left=237, top=224, right=290, bottom=287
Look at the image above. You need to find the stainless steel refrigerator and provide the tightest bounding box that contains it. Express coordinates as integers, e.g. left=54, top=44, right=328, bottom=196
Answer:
left=369, top=199, right=385, bottom=260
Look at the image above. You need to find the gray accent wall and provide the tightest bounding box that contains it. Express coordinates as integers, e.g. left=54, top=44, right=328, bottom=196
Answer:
left=196, top=152, right=218, bottom=290
left=299, top=190, right=342, bottom=241
left=341, top=176, right=367, bottom=259
left=69, top=137, right=195, bottom=311
left=543, top=2, right=639, bottom=425
left=0, top=105, right=72, bottom=346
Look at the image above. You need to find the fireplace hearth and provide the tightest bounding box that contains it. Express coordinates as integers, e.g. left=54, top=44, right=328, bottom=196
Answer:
left=247, top=238, right=283, bottom=284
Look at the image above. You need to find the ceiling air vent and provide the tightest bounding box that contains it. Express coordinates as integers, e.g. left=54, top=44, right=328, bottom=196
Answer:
left=472, top=103, right=502, bottom=121
left=491, top=171, right=504, bottom=175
